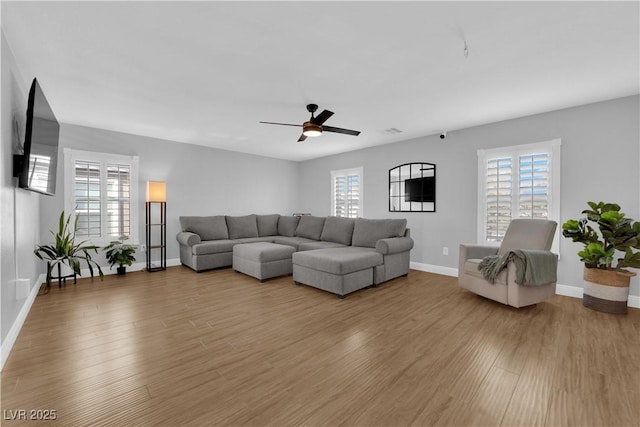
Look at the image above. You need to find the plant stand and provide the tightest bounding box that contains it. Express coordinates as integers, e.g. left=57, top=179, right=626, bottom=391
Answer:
left=46, top=262, right=77, bottom=289
left=583, top=268, right=634, bottom=314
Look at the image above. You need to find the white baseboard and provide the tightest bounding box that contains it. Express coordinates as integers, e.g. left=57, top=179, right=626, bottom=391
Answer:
left=409, top=263, right=640, bottom=309
left=0, top=274, right=43, bottom=371
left=410, top=261, right=458, bottom=277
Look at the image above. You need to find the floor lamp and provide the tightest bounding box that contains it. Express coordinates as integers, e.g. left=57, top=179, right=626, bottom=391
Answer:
left=146, top=181, right=166, bottom=272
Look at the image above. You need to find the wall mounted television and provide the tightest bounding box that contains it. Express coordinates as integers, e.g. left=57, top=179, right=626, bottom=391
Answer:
left=13, top=78, right=60, bottom=196
left=404, top=176, right=435, bottom=203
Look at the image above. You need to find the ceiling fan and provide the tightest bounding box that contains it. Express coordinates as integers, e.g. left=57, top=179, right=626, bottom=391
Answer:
left=259, top=104, right=361, bottom=142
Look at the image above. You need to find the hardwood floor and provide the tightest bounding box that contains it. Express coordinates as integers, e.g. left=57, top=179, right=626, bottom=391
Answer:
left=1, top=267, right=638, bottom=426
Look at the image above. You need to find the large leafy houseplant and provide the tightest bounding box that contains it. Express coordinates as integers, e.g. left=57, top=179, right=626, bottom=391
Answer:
left=562, top=202, right=640, bottom=270
left=34, top=211, right=104, bottom=285
left=562, top=201, right=640, bottom=314
left=103, top=236, right=136, bottom=275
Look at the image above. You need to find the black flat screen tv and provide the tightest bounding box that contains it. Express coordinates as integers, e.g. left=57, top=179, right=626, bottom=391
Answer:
left=14, top=78, right=60, bottom=196
left=404, top=176, right=435, bottom=203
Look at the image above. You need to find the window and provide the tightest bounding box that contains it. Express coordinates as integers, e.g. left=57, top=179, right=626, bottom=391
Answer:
left=64, top=148, right=139, bottom=245
left=331, top=167, right=363, bottom=218
left=477, top=139, right=561, bottom=249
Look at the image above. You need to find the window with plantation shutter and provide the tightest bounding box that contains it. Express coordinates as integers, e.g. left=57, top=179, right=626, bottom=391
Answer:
left=331, top=167, right=363, bottom=218
left=478, top=139, right=561, bottom=250
left=64, top=148, right=139, bottom=245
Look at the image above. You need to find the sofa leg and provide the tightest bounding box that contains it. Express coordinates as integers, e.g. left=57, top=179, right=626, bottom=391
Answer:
left=403, top=273, right=409, bottom=277
left=338, top=294, right=345, bottom=299
left=260, top=278, right=266, bottom=283
left=294, top=281, right=301, bottom=286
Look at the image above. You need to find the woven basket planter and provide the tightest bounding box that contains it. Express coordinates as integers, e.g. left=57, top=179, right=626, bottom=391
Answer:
left=583, top=268, right=635, bottom=314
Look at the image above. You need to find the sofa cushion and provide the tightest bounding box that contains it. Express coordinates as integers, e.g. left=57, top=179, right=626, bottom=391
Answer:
left=292, top=247, right=383, bottom=275
left=233, top=237, right=275, bottom=244
left=278, top=216, right=300, bottom=237
left=180, top=216, right=228, bottom=241
left=256, top=214, right=280, bottom=237
left=192, top=239, right=236, bottom=255
left=295, top=215, right=326, bottom=240
left=226, top=215, right=259, bottom=240
left=320, top=216, right=355, bottom=245
left=352, top=218, right=407, bottom=248
left=298, top=241, right=348, bottom=251
left=272, top=236, right=317, bottom=251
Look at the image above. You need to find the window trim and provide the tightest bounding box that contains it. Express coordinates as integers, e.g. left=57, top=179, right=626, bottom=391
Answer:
left=477, top=139, right=561, bottom=252
left=64, top=148, right=140, bottom=246
left=330, top=167, right=363, bottom=218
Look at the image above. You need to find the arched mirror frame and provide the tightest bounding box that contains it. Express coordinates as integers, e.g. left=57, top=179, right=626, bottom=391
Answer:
left=389, top=162, right=436, bottom=212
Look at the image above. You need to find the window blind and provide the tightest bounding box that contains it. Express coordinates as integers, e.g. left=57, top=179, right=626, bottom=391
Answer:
left=74, top=160, right=102, bottom=238
left=332, top=169, right=361, bottom=218
left=485, top=156, right=513, bottom=242
left=72, top=159, right=133, bottom=239
left=518, top=153, right=549, bottom=219
left=106, top=164, right=131, bottom=238
left=478, top=139, right=560, bottom=247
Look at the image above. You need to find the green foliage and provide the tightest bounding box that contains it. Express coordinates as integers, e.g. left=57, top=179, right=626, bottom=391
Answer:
left=34, top=211, right=104, bottom=281
left=562, top=201, right=640, bottom=270
left=103, top=236, right=137, bottom=269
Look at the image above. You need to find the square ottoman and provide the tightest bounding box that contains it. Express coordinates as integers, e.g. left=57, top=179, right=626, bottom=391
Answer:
left=292, top=247, right=383, bottom=298
left=233, top=242, right=296, bottom=282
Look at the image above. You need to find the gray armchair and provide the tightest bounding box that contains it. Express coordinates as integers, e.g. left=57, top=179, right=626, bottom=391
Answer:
left=458, top=219, right=558, bottom=308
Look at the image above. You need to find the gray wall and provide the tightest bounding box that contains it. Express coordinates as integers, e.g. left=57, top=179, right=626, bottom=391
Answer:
left=39, top=124, right=301, bottom=265
left=297, top=95, right=640, bottom=298
left=1, top=32, right=42, bottom=344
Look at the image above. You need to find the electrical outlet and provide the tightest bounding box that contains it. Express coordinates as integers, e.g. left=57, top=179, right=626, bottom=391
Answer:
left=140, top=244, right=147, bottom=252
left=442, top=246, right=449, bottom=256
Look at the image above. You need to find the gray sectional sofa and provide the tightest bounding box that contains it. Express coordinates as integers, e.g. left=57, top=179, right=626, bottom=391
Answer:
left=176, top=214, right=414, bottom=297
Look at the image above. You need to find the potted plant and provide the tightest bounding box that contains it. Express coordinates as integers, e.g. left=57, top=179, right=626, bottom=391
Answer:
left=34, top=211, right=104, bottom=289
left=103, top=236, right=136, bottom=275
left=562, top=201, right=640, bottom=314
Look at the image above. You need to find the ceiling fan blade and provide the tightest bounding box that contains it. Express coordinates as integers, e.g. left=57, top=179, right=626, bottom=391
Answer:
left=312, top=109, right=334, bottom=125
left=322, top=125, right=361, bottom=136
left=259, top=121, right=302, bottom=127
left=297, top=134, right=307, bottom=142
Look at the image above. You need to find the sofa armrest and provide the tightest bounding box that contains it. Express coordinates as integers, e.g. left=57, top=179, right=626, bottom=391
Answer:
left=177, top=231, right=201, bottom=246
left=459, top=244, right=499, bottom=261
left=376, top=237, right=414, bottom=255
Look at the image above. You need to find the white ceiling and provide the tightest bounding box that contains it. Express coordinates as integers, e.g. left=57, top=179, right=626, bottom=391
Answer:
left=2, top=1, right=638, bottom=161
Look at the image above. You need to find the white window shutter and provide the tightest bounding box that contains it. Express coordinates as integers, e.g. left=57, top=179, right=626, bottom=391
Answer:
left=485, top=156, right=513, bottom=242
left=518, top=153, right=549, bottom=219
left=64, top=148, right=139, bottom=245
left=331, top=167, right=363, bottom=218
left=478, top=139, right=560, bottom=247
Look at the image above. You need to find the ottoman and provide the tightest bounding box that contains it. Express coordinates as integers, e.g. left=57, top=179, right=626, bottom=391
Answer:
left=292, top=247, right=383, bottom=298
left=233, top=242, right=296, bottom=282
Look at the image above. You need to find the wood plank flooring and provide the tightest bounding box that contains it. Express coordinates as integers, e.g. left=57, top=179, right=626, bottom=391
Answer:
left=1, top=267, right=638, bottom=426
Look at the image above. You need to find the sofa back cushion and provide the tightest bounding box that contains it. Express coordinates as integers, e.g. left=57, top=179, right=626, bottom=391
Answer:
left=320, top=216, right=356, bottom=245
left=295, top=215, right=326, bottom=240
left=179, top=216, right=228, bottom=241
left=256, top=214, right=280, bottom=237
left=226, top=215, right=259, bottom=240
left=278, top=216, right=300, bottom=237
left=352, top=218, right=407, bottom=248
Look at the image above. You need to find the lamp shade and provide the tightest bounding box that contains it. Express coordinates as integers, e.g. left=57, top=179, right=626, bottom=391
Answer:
left=302, top=122, right=322, bottom=137
left=146, top=181, right=166, bottom=202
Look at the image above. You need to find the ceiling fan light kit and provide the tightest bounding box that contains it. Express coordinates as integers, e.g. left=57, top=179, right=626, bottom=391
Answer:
left=260, top=103, right=361, bottom=142
left=302, top=122, right=322, bottom=137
